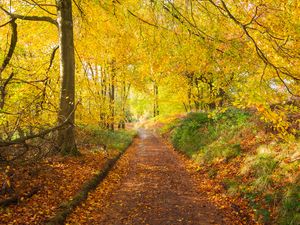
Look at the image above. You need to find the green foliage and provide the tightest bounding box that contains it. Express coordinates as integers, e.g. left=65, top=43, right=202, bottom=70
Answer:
left=171, top=112, right=212, bottom=157
left=159, top=118, right=181, bottom=135
left=243, top=190, right=272, bottom=224
left=222, top=178, right=240, bottom=195
left=170, top=109, right=250, bottom=161
left=94, top=129, right=136, bottom=151
left=214, top=108, right=251, bottom=126
left=78, top=126, right=136, bottom=152
left=202, top=143, right=242, bottom=162
left=165, top=108, right=299, bottom=223
left=252, top=155, right=278, bottom=178
left=256, top=208, right=271, bottom=224
left=240, top=152, right=299, bottom=224
left=243, top=153, right=278, bottom=191
left=279, top=184, right=300, bottom=225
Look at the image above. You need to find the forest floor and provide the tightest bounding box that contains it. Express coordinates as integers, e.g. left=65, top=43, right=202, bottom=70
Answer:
left=67, top=129, right=257, bottom=225
left=0, top=148, right=121, bottom=225
left=0, top=127, right=135, bottom=225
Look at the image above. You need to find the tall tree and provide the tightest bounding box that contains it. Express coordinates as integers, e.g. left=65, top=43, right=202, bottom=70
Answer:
left=56, top=0, right=78, bottom=155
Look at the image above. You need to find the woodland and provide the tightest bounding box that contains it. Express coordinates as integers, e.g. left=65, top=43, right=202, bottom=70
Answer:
left=0, top=0, right=299, bottom=224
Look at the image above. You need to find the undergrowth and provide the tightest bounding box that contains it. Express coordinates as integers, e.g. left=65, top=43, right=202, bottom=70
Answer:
left=170, top=108, right=251, bottom=161
left=77, top=126, right=136, bottom=152
left=160, top=108, right=300, bottom=225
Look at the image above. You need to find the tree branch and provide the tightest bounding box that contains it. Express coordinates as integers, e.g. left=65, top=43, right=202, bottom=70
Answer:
left=209, top=0, right=300, bottom=95
left=21, top=0, right=57, bottom=16
left=0, top=19, right=17, bottom=77
left=0, top=18, right=14, bottom=28
left=46, top=45, right=59, bottom=73
left=0, top=6, right=58, bottom=27
left=0, top=102, right=79, bottom=147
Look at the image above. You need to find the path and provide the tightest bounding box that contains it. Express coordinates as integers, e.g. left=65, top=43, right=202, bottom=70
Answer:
left=67, top=129, right=230, bottom=224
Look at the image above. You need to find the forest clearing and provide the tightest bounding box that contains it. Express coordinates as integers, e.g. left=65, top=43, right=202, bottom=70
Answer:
left=0, top=0, right=299, bottom=224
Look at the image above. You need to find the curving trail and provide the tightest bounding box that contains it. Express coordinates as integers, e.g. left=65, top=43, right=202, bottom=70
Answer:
left=67, top=129, right=233, bottom=225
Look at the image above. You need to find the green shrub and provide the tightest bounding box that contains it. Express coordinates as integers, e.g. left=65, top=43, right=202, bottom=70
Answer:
left=160, top=118, right=182, bottom=135
left=171, top=112, right=212, bottom=157
left=202, top=143, right=242, bottom=162
left=170, top=109, right=249, bottom=160
left=256, top=208, right=271, bottom=224
left=93, top=129, right=136, bottom=151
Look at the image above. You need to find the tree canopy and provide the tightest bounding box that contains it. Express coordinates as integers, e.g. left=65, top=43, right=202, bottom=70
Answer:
left=0, top=0, right=300, bottom=150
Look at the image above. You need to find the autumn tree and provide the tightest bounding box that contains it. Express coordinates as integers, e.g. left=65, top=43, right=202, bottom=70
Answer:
left=0, top=0, right=78, bottom=156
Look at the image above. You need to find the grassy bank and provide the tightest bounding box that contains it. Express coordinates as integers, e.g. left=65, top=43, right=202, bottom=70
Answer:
left=77, top=125, right=137, bottom=153
left=159, top=109, right=299, bottom=225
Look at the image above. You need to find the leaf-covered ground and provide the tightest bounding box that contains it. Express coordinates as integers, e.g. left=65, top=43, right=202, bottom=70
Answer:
left=0, top=148, right=119, bottom=225
left=67, top=129, right=257, bottom=224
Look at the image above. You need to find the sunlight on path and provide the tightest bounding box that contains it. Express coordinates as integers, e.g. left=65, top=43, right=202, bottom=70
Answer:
left=67, top=129, right=228, bottom=225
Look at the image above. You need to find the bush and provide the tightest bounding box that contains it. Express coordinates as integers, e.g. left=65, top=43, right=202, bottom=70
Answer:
left=171, top=112, right=212, bottom=157
left=170, top=109, right=248, bottom=161
left=202, top=143, right=242, bottom=162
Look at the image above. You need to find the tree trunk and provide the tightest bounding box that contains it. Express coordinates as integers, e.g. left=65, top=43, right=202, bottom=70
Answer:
left=109, top=60, right=116, bottom=131
left=187, top=74, right=193, bottom=112
left=99, top=66, right=106, bottom=128
left=56, top=0, right=78, bottom=155
left=109, top=79, right=115, bottom=131
left=118, top=79, right=129, bottom=129
left=153, top=82, right=159, bottom=117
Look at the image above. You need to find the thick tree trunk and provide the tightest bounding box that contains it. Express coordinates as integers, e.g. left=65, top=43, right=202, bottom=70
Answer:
left=56, top=0, right=78, bottom=155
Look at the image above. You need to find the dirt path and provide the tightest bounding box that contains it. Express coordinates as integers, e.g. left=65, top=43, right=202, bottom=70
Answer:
left=67, top=129, right=234, bottom=224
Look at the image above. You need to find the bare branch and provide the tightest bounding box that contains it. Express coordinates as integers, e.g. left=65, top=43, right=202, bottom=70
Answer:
left=208, top=0, right=300, bottom=94
left=47, top=45, right=59, bottom=73
left=21, top=0, right=57, bottom=16
left=0, top=18, right=14, bottom=28
left=72, top=0, right=85, bottom=16
left=127, top=10, right=161, bottom=29
left=0, top=6, right=58, bottom=27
